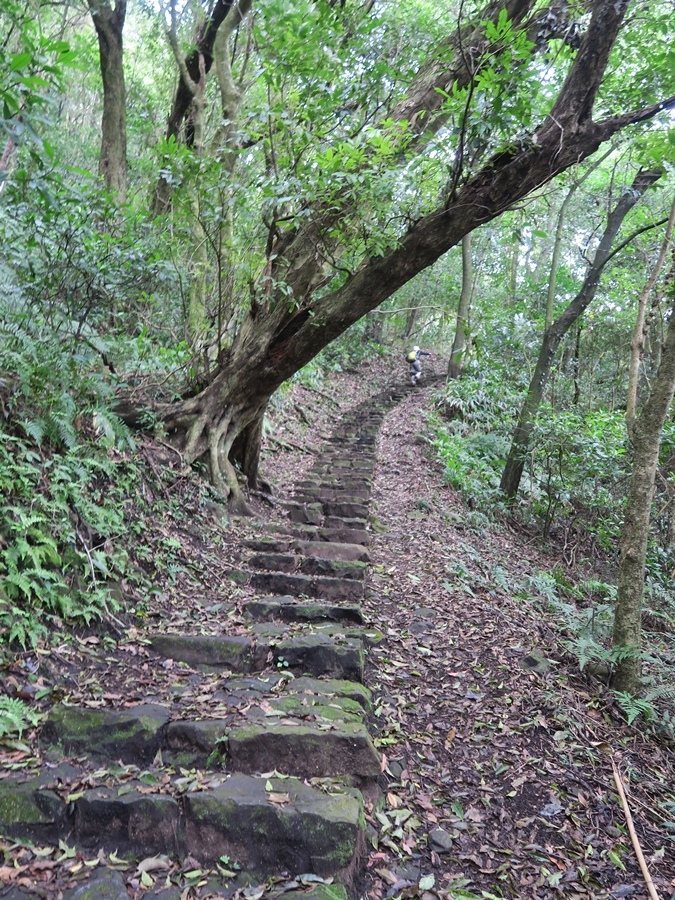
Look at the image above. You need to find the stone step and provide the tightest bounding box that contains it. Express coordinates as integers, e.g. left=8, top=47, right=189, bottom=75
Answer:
left=149, top=633, right=265, bottom=671
left=296, top=477, right=373, bottom=491
left=244, top=596, right=364, bottom=624
left=250, top=571, right=364, bottom=601
left=299, top=557, right=367, bottom=579
left=249, top=551, right=297, bottom=572
left=147, top=626, right=369, bottom=681
left=306, top=484, right=371, bottom=498
left=183, top=774, right=365, bottom=879
left=293, top=486, right=370, bottom=503
left=263, top=518, right=372, bottom=547
left=42, top=679, right=378, bottom=776
left=248, top=553, right=367, bottom=580
left=286, top=502, right=323, bottom=526
left=323, top=516, right=367, bottom=530
left=41, top=703, right=169, bottom=764
left=0, top=772, right=365, bottom=883
left=274, top=633, right=364, bottom=682
left=217, top=674, right=373, bottom=713
left=294, top=540, right=370, bottom=562
left=322, top=500, right=370, bottom=519
left=250, top=622, right=383, bottom=649
left=319, top=526, right=371, bottom=545
left=226, top=720, right=380, bottom=779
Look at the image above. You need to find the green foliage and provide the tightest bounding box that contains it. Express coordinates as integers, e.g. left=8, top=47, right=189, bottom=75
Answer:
left=0, top=695, right=41, bottom=738
left=525, top=406, right=628, bottom=538
left=433, top=372, right=523, bottom=433
left=2, top=173, right=178, bottom=343
left=428, top=373, right=523, bottom=507
left=614, top=692, right=657, bottom=726
left=0, top=310, right=140, bottom=648
left=0, top=0, right=75, bottom=169
left=0, top=429, right=133, bottom=648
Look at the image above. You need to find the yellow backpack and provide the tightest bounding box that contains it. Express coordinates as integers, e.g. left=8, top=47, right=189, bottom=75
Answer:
left=407, top=350, right=417, bottom=362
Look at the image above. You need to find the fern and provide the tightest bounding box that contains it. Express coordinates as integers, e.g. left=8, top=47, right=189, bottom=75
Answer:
left=0, top=695, right=41, bottom=738
left=645, top=683, right=675, bottom=704
left=614, top=691, right=656, bottom=726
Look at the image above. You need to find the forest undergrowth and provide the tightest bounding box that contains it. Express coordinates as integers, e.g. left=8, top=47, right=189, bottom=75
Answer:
left=1, top=351, right=674, bottom=899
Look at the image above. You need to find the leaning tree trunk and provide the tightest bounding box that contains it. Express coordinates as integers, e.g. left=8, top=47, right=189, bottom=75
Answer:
left=612, top=294, right=675, bottom=694
left=500, top=168, right=661, bottom=501
left=448, top=233, right=473, bottom=378
left=153, top=1, right=675, bottom=502
left=88, top=0, right=127, bottom=202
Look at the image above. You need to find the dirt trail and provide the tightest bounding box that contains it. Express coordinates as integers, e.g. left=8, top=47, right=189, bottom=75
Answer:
left=362, top=386, right=675, bottom=900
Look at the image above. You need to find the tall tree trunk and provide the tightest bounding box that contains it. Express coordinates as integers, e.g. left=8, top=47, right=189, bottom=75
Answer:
left=572, top=323, right=582, bottom=407
left=612, top=297, right=675, bottom=694
left=448, top=233, right=473, bottom=378
left=626, top=194, right=675, bottom=434
left=500, top=169, right=661, bottom=500
left=88, top=0, right=127, bottom=201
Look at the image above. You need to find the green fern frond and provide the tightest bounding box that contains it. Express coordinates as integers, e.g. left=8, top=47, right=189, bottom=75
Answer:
left=0, top=695, right=41, bottom=738
left=645, top=683, right=675, bottom=704
left=19, top=417, right=45, bottom=445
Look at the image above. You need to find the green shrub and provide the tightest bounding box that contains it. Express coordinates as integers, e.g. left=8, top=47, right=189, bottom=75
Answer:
left=0, top=312, right=137, bottom=649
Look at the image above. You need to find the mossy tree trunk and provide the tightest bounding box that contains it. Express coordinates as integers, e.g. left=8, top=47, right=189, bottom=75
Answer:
left=499, top=168, right=661, bottom=501
left=612, top=290, right=675, bottom=693
left=152, top=0, right=236, bottom=215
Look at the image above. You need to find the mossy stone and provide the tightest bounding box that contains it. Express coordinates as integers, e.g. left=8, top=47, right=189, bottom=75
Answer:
left=275, top=634, right=364, bottom=682
left=0, top=780, right=64, bottom=830
left=150, top=633, right=255, bottom=671
left=226, top=720, right=380, bottom=778
left=184, top=774, right=363, bottom=875
left=286, top=677, right=372, bottom=712
left=42, top=704, right=168, bottom=764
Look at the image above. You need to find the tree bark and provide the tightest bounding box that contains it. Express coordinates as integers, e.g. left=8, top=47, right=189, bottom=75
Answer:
left=88, top=0, right=127, bottom=201
left=626, top=194, right=675, bottom=434
left=612, top=295, right=675, bottom=694
left=500, top=168, right=661, bottom=500
left=404, top=306, right=418, bottom=340
left=448, top=233, right=473, bottom=378
left=152, top=0, right=675, bottom=500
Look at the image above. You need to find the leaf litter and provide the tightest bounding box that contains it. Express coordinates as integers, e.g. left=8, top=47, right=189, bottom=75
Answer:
left=362, top=385, right=675, bottom=900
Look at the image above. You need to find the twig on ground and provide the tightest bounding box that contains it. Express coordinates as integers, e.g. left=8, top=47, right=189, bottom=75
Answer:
left=611, top=757, right=661, bottom=900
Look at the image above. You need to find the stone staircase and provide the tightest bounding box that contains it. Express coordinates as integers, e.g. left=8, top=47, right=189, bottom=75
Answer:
left=0, top=387, right=407, bottom=899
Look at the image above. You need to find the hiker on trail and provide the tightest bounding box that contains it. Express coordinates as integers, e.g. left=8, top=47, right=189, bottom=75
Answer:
left=407, top=346, right=431, bottom=386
